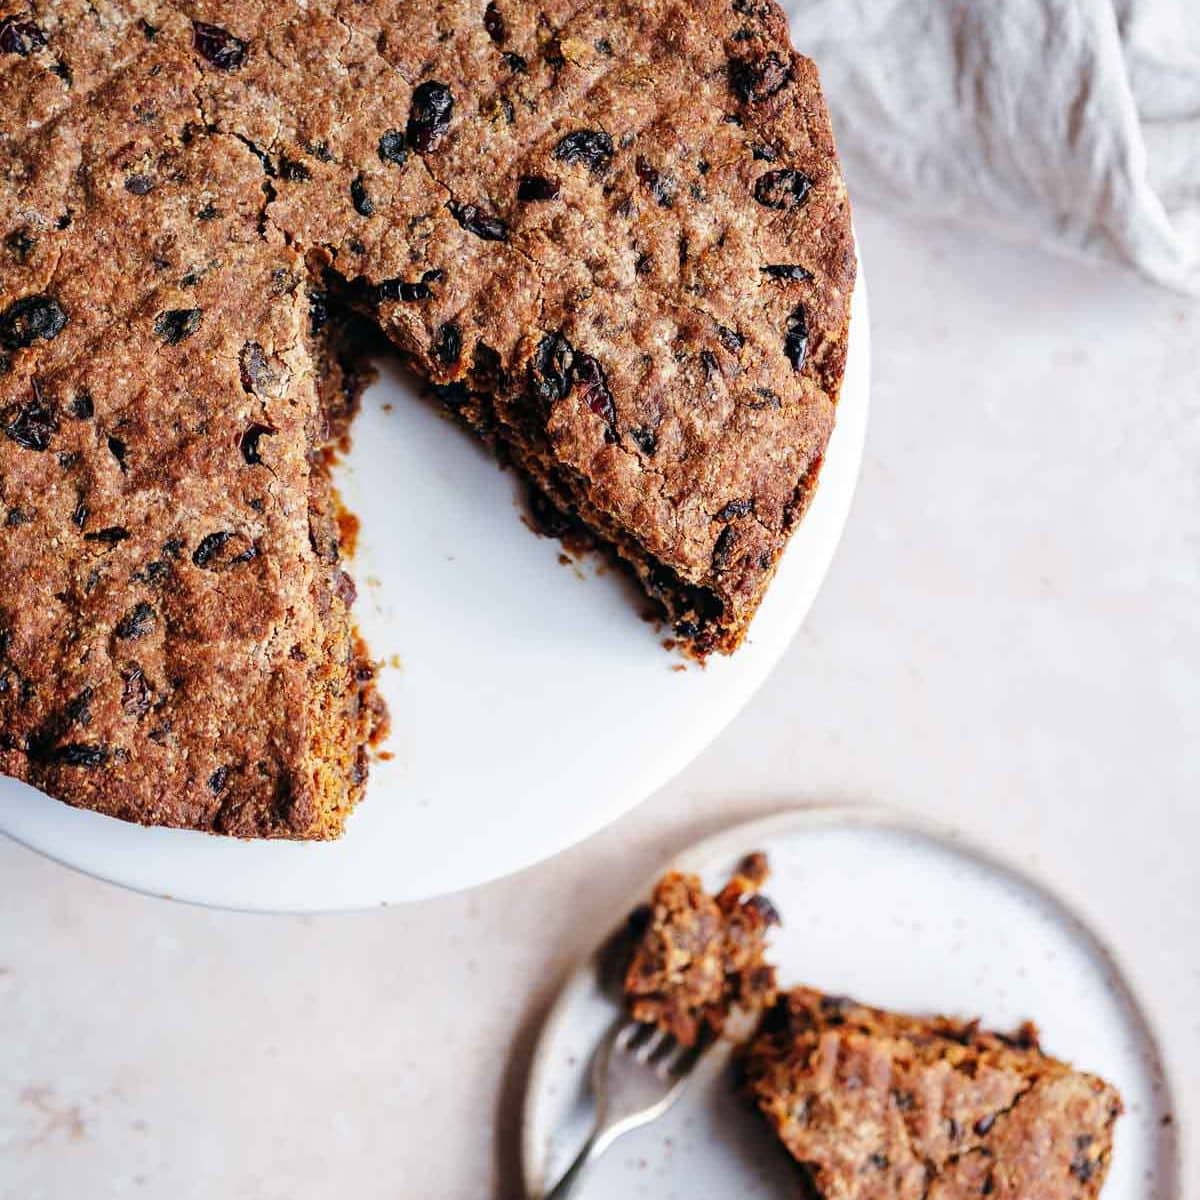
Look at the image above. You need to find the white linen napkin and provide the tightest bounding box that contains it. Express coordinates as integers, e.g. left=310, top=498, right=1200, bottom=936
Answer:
left=784, top=0, right=1200, bottom=293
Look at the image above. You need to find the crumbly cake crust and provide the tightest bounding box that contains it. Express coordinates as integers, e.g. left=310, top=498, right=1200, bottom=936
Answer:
left=745, top=988, right=1123, bottom=1200
left=1, top=0, right=853, bottom=833
left=624, top=852, right=779, bottom=1045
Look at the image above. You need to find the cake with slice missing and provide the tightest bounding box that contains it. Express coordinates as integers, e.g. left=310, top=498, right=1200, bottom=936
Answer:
left=0, top=0, right=853, bottom=836
left=744, top=987, right=1123, bottom=1200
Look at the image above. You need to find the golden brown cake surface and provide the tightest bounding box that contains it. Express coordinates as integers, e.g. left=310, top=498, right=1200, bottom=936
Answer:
left=1, top=0, right=853, bottom=834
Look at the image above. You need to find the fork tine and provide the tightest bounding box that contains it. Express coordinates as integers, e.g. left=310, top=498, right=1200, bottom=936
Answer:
left=646, top=1031, right=678, bottom=1068
left=613, top=1020, right=641, bottom=1052
left=657, top=1040, right=695, bottom=1078
left=634, top=1026, right=668, bottom=1063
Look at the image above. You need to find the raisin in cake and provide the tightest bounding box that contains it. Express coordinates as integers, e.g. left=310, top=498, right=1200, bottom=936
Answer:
left=624, top=852, right=779, bottom=1045
left=744, top=987, right=1123, bottom=1200
left=0, top=0, right=853, bottom=835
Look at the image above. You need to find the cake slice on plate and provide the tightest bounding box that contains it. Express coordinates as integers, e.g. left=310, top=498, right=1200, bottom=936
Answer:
left=623, top=852, right=780, bottom=1045
left=744, top=987, right=1123, bottom=1200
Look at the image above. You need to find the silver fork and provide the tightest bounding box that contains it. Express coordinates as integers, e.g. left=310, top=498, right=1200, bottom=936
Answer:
left=541, top=1018, right=704, bottom=1199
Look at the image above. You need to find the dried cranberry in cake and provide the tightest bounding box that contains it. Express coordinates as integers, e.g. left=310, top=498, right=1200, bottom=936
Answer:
left=728, top=51, right=792, bottom=103
left=407, top=81, right=454, bottom=153
left=0, top=295, right=67, bottom=349
left=154, top=308, right=202, bottom=345
left=0, top=14, right=46, bottom=56
left=753, top=167, right=812, bottom=209
left=517, top=174, right=560, bottom=202
left=448, top=201, right=508, bottom=242
left=192, top=21, right=248, bottom=71
left=553, top=130, right=614, bottom=174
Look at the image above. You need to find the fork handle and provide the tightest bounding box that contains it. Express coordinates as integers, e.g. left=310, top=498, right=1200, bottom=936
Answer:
left=542, top=1125, right=618, bottom=1200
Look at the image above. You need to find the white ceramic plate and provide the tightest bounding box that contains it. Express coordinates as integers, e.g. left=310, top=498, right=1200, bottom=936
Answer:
left=0, top=278, right=869, bottom=911
left=523, top=807, right=1180, bottom=1200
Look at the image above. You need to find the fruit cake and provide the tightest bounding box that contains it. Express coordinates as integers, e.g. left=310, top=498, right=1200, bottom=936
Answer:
left=624, top=852, right=780, bottom=1045
left=744, top=987, right=1123, bottom=1200
left=0, top=0, right=853, bottom=835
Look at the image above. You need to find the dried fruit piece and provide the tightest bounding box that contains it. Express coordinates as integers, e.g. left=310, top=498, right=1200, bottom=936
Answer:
left=407, top=81, right=454, bottom=153
left=66, top=390, right=93, bottom=420
left=192, top=531, right=256, bottom=570
left=728, top=51, right=792, bottom=103
left=571, top=353, right=617, bottom=442
left=717, top=325, right=745, bottom=353
left=761, top=264, right=813, bottom=282
left=83, top=526, right=130, bottom=545
left=0, top=14, right=46, bottom=55
left=239, top=423, right=274, bottom=465
left=553, top=130, right=614, bottom=174
left=124, top=173, right=154, bottom=195
left=377, top=131, right=408, bottom=166
left=207, top=765, right=229, bottom=794
left=53, top=743, right=109, bottom=768
left=114, top=602, right=155, bottom=640
left=192, top=531, right=232, bottom=567
left=377, top=269, right=445, bottom=303
left=716, top=497, right=754, bottom=520
left=432, top=322, right=462, bottom=367
left=630, top=426, right=657, bottom=456
left=784, top=305, right=808, bottom=372
left=745, top=892, right=783, bottom=926
left=279, top=156, right=311, bottom=182
left=448, top=201, right=508, bottom=242
left=107, top=435, right=128, bottom=471
left=484, top=2, right=506, bottom=43
left=154, top=308, right=202, bottom=345
left=0, top=294, right=68, bottom=349
left=517, top=175, right=560, bottom=202
left=351, top=174, right=375, bottom=217
left=712, top=525, right=737, bottom=571
left=308, top=290, right=328, bottom=335
left=2, top=395, right=57, bottom=451
left=192, top=21, right=247, bottom=70
left=754, top=168, right=812, bottom=210
left=528, top=332, right=573, bottom=406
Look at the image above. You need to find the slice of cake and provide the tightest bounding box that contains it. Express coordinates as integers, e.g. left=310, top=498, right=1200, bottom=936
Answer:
left=624, top=853, right=780, bottom=1045
left=744, top=987, right=1123, bottom=1200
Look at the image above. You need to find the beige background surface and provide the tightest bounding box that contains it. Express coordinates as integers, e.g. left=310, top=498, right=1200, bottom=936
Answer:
left=2, top=202, right=1197, bottom=1199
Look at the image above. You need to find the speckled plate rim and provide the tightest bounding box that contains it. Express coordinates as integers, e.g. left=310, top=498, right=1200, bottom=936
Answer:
left=520, top=803, right=1184, bottom=1199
